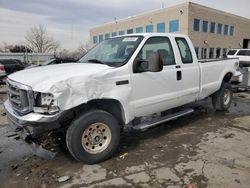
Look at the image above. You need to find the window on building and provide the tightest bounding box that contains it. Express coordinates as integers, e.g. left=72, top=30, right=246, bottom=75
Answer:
left=169, top=20, right=179, bottom=33
left=93, top=36, right=98, bottom=44
left=201, top=48, right=207, bottom=59
left=194, top=18, right=200, bottom=32
left=209, top=48, right=214, bottom=59
left=224, top=25, right=229, bottom=35
left=222, top=48, right=227, bottom=58
left=210, top=22, right=215, bottom=33
left=157, top=22, right=166, bottom=33
left=146, top=25, right=153, bottom=32
left=111, top=32, right=117, bottom=37
left=202, top=21, right=208, bottom=32
left=105, top=33, right=110, bottom=40
left=119, top=31, right=125, bottom=35
left=137, top=37, right=175, bottom=66
left=99, top=35, right=104, bottom=42
left=175, top=37, right=193, bottom=64
left=194, top=47, right=199, bottom=58
left=136, top=27, right=143, bottom=33
left=216, top=48, right=221, bottom=58
left=230, top=26, right=234, bottom=36
left=217, top=23, right=222, bottom=34
left=127, top=29, right=133, bottom=34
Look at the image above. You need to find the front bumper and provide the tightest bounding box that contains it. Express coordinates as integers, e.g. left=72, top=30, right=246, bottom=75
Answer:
left=4, top=99, right=64, bottom=139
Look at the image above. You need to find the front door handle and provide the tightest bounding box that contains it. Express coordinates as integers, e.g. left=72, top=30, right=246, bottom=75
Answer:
left=177, top=70, right=182, bottom=80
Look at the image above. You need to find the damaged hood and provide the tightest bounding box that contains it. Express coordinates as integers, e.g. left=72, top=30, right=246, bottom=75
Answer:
left=8, top=63, right=113, bottom=92
left=8, top=62, right=128, bottom=111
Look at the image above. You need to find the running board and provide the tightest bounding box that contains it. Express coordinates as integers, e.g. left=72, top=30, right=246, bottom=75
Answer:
left=133, top=108, right=194, bottom=131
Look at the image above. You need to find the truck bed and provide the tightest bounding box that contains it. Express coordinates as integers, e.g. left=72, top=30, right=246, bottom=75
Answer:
left=198, top=58, right=239, bottom=100
left=198, top=58, right=238, bottom=63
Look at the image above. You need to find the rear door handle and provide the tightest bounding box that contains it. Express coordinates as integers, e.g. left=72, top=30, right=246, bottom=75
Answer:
left=176, top=65, right=181, bottom=69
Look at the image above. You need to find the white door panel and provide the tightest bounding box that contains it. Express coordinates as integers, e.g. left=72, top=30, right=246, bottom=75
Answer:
left=174, top=37, right=200, bottom=103
left=131, top=66, right=181, bottom=116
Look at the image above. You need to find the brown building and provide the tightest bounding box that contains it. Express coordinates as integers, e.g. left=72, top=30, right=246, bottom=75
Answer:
left=90, top=2, right=250, bottom=59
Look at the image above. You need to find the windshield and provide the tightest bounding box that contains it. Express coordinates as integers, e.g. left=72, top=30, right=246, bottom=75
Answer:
left=79, top=36, right=143, bottom=67
left=227, top=50, right=237, bottom=56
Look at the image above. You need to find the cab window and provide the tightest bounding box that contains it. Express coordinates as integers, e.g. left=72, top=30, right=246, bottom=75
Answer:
left=175, top=37, right=193, bottom=64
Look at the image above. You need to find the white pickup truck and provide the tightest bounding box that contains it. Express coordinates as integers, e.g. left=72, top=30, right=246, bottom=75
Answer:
left=4, top=33, right=241, bottom=164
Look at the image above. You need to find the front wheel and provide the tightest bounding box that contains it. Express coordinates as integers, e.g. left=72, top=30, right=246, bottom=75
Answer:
left=212, top=82, right=233, bottom=111
left=66, top=110, right=120, bottom=164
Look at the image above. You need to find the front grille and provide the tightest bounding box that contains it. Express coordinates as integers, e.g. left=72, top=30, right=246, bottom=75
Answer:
left=7, top=79, right=33, bottom=115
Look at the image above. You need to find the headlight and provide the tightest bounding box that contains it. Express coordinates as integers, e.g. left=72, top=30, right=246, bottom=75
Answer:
left=33, top=92, right=60, bottom=114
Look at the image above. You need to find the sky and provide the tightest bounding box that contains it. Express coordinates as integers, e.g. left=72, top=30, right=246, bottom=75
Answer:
left=0, top=0, right=250, bottom=50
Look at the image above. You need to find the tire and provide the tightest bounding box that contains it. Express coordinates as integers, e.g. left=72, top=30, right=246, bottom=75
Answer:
left=212, top=82, right=233, bottom=111
left=66, top=109, right=120, bottom=164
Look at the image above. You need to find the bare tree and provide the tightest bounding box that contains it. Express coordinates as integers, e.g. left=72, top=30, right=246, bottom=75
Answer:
left=76, top=42, right=87, bottom=56
left=8, top=45, right=32, bottom=53
left=25, top=24, right=60, bottom=53
left=1, top=42, right=9, bottom=53
left=0, top=45, right=4, bottom=52
left=56, top=42, right=88, bottom=60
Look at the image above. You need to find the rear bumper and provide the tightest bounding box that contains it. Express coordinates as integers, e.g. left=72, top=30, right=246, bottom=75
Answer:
left=232, top=71, right=243, bottom=83
left=4, top=100, right=64, bottom=139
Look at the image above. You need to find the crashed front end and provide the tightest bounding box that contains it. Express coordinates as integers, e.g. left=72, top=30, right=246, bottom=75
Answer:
left=4, top=79, right=65, bottom=141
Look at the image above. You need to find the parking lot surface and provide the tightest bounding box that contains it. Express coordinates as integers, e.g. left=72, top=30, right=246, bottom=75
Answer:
left=1, top=85, right=250, bottom=188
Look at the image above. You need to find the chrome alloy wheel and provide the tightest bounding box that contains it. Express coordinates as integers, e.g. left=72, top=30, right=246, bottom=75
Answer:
left=223, top=89, right=231, bottom=105
left=81, top=123, right=111, bottom=154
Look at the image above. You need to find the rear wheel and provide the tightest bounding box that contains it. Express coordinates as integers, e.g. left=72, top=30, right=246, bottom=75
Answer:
left=66, top=110, right=120, bottom=164
left=212, top=82, right=233, bottom=111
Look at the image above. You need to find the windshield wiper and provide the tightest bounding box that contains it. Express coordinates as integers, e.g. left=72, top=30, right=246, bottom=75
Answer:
left=87, top=59, right=106, bottom=65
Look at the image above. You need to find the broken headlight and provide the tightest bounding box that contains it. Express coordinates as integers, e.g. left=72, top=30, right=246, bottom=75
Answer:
left=33, top=92, right=60, bottom=114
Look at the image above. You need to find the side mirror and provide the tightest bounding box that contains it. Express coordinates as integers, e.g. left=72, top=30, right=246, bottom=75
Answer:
left=147, top=52, right=163, bottom=72
left=134, top=52, right=163, bottom=73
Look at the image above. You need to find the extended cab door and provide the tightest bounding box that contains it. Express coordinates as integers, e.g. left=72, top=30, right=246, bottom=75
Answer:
left=174, top=37, right=200, bottom=104
left=130, top=36, right=195, bottom=117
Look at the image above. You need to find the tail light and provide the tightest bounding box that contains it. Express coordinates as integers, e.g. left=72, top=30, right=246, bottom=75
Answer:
left=0, top=64, right=5, bottom=72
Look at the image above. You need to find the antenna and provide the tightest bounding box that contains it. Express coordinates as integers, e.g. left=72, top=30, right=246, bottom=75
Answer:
left=162, top=1, right=164, bottom=8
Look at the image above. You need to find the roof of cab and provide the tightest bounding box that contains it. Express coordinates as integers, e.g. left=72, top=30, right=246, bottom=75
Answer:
left=112, top=32, right=188, bottom=38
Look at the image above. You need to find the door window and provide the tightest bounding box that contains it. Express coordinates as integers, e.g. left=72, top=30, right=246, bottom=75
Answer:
left=136, top=37, right=175, bottom=67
